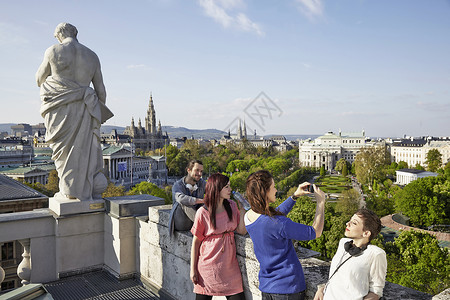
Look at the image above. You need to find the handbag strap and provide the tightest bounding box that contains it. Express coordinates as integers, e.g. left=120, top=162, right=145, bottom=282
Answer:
left=323, top=255, right=353, bottom=295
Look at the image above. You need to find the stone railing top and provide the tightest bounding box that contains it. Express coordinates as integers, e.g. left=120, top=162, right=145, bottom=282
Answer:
left=105, top=194, right=165, bottom=217
left=0, top=208, right=53, bottom=223
left=146, top=205, right=437, bottom=300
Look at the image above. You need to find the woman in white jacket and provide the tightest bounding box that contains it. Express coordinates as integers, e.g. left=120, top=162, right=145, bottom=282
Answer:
left=314, top=208, right=387, bottom=300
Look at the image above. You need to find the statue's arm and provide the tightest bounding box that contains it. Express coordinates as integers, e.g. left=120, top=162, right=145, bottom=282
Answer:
left=92, top=55, right=106, bottom=104
left=36, top=48, right=52, bottom=87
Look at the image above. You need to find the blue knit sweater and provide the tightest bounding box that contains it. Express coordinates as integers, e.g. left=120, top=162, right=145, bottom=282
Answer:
left=245, top=197, right=316, bottom=294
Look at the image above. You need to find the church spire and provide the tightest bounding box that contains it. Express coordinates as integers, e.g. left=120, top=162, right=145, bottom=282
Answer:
left=146, top=93, right=156, bottom=134
left=238, top=120, right=243, bottom=139
left=243, top=119, right=247, bottom=139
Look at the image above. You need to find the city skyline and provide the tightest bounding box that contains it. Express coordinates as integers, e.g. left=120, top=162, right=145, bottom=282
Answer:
left=0, top=0, right=449, bottom=138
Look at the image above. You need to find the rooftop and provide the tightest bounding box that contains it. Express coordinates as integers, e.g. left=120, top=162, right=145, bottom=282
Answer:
left=0, top=174, right=47, bottom=201
left=43, top=270, right=160, bottom=300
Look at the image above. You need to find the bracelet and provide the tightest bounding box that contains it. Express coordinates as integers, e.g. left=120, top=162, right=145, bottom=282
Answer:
left=291, top=194, right=299, bottom=200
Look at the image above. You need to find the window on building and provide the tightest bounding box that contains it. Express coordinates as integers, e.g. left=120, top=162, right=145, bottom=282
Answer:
left=1, top=241, right=14, bottom=261
left=1, top=280, right=16, bottom=291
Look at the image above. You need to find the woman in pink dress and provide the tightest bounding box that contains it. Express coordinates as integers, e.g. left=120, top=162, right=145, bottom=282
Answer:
left=190, top=173, right=247, bottom=300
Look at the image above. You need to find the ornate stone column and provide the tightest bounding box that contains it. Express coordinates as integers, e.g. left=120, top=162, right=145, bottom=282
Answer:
left=17, top=239, right=31, bottom=285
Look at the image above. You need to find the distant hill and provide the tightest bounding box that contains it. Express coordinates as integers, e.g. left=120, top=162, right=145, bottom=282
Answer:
left=162, top=126, right=226, bottom=140
left=100, top=125, right=126, bottom=134
left=100, top=125, right=227, bottom=140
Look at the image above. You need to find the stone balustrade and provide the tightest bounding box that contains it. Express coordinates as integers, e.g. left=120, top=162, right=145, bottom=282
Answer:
left=0, top=197, right=447, bottom=299
left=138, top=205, right=439, bottom=300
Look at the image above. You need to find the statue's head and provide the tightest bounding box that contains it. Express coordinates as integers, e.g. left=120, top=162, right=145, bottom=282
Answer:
left=54, top=23, right=78, bottom=42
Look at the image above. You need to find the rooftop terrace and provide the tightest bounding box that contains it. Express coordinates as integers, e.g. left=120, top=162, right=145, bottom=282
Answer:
left=0, top=195, right=448, bottom=299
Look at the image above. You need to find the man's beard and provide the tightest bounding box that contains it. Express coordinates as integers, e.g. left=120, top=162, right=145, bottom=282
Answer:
left=188, top=174, right=199, bottom=183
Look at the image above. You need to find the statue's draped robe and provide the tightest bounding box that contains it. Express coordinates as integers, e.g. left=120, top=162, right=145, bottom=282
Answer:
left=40, top=76, right=112, bottom=200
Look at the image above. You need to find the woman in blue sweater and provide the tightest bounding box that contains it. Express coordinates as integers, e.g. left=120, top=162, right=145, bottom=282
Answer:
left=244, top=170, right=326, bottom=300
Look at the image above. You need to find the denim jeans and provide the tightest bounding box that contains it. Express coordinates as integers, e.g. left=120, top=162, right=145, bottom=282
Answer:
left=261, top=290, right=305, bottom=300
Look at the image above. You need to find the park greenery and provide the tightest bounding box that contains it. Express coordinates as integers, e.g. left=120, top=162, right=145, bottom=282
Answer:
left=27, top=140, right=449, bottom=295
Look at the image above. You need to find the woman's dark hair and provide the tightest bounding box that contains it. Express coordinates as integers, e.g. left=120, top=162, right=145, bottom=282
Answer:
left=204, top=173, right=232, bottom=229
left=246, top=170, right=283, bottom=217
left=355, top=208, right=382, bottom=242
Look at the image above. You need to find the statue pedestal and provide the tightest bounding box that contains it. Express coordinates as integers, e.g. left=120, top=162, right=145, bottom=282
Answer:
left=49, top=197, right=105, bottom=216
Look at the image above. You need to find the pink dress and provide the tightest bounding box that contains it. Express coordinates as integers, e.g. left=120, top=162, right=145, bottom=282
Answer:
left=191, top=200, right=244, bottom=296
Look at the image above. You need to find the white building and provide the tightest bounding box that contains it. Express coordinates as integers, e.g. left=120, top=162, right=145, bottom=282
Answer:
left=102, top=145, right=167, bottom=187
left=299, top=130, right=378, bottom=170
left=391, top=137, right=450, bottom=168
left=169, top=137, right=185, bottom=149
left=395, top=168, right=438, bottom=185
left=422, top=140, right=450, bottom=167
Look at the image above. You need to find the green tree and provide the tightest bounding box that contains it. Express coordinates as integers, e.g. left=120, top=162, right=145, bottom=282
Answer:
left=226, top=159, right=256, bottom=173
left=414, top=163, right=425, bottom=171
left=260, top=157, right=291, bottom=178
left=445, top=162, right=450, bottom=178
left=335, top=158, right=350, bottom=175
left=385, top=230, right=449, bottom=295
left=229, top=170, right=250, bottom=193
left=45, top=169, right=59, bottom=196
left=127, top=181, right=171, bottom=204
left=181, top=139, right=203, bottom=159
left=425, top=149, right=442, bottom=172
left=342, top=163, right=348, bottom=177
left=288, top=197, right=347, bottom=258
left=320, top=166, right=326, bottom=177
left=21, top=181, right=52, bottom=197
left=394, top=176, right=449, bottom=227
left=276, top=168, right=316, bottom=199
left=354, top=146, right=390, bottom=189
left=102, top=182, right=126, bottom=198
left=335, top=189, right=361, bottom=217
left=365, top=193, right=395, bottom=217
left=397, top=161, right=408, bottom=169
left=164, top=144, right=179, bottom=172
left=168, top=152, right=189, bottom=176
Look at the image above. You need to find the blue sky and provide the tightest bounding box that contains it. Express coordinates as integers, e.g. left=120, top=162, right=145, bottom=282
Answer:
left=1, top=0, right=449, bottom=138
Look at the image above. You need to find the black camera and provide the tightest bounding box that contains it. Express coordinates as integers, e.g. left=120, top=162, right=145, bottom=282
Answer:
left=307, top=184, right=314, bottom=193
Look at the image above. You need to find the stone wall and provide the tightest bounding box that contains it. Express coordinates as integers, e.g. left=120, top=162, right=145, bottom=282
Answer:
left=138, top=205, right=437, bottom=300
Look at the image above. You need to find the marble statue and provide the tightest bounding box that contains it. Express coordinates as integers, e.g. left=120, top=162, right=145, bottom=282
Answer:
left=36, top=23, right=113, bottom=201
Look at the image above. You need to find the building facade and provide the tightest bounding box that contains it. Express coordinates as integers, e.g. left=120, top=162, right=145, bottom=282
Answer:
left=102, top=145, right=167, bottom=187
left=299, top=130, right=378, bottom=170
left=395, top=168, right=438, bottom=185
left=391, top=137, right=450, bottom=168
left=122, top=95, right=168, bottom=152
left=10, top=123, right=46, bottom=137
left=0, top=138, right=34, bottom=168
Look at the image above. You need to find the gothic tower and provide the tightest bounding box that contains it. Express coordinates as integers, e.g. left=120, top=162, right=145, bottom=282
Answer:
left=243, top=120, right=247, bottom=139
left=145, top=94, right=156, bottom=134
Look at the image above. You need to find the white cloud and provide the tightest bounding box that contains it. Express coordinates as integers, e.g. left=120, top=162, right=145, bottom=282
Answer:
left=198, top=0, right=264, bottom=36
left=236, top=13, right=264, bottom=36
left=294, top=0, right=324, bottom=21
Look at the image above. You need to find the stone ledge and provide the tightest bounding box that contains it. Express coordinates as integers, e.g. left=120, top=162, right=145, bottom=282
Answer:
left=141, top=205, right=438, bottom=300
left=105, top=194, right=165, bottom=217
